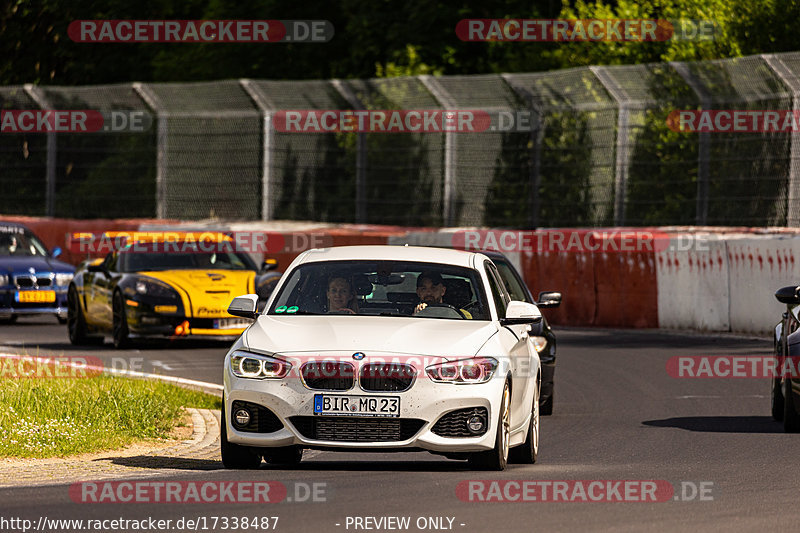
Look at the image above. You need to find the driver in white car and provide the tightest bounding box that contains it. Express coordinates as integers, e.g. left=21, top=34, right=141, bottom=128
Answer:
left=414, top=271, right=472, bottom=318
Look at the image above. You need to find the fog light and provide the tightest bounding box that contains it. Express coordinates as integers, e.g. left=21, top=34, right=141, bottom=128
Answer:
left=467, top=415, right=485, bottom=434
left=234, top=409, right=251, bottom=426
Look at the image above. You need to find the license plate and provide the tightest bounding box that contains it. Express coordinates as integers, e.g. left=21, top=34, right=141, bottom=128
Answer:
left=213, top=318, right=251, bottom=329
left=16, top=291, right=55, bottom=303
left=313, top=394, right=400, bottom=417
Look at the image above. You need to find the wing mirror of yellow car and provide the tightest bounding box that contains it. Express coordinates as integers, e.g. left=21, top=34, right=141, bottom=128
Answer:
left=261, top=258, right=279, bottom=273
left=228, top=294, right=259, bottom=319
left=87, top=263, right=110, bottom=277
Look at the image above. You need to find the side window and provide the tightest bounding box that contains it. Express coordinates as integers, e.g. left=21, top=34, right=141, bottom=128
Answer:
left=484, top=261, right=509, bottom=318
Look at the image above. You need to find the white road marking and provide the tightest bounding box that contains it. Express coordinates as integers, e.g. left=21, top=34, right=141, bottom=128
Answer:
left=151, top=360, right=175, bottom=371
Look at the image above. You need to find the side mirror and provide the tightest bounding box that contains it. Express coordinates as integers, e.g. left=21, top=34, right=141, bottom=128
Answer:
left=775, top=286, right=800, bottom=305
left=228, top=294, right=259, bottom=319
left=51, top=247, right=62, bottom=258
left=501, top=300, right=543, bottom=326
left=537, top=291, right=562, bottom=308
left=87, top=263, right=108, bottom=276
left=261, top=258, right=278, bottom=272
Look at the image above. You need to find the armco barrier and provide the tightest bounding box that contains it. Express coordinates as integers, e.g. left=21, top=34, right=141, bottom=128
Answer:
left=5, top=214, right=800, bottom=334
left=726, top=236, right=800, bottom=334
left=656, top=234, right=730, bottom=331
left=520, top=232, right=596, bottom=327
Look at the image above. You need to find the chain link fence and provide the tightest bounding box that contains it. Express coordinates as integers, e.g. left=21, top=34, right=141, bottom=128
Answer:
left=2, top=50, right=800, bottom=227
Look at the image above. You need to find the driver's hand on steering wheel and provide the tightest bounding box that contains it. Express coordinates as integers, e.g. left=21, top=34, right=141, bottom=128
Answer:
left=414, top=302, right=427, bottom=314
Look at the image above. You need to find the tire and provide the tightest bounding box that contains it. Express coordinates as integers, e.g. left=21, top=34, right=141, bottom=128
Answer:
left=220, top=398, right=263, bottom=469
left=540, top=390, right=553, bottom=416
left=783, top=377, right=800, bottom=433
left=510, top=380, right=539, bottom=464
left=263, top=446, right=303, bottom=466
left=112, top=291, right=131, bottom=349
left=772, top=377, right=784, bottom=421
left=469, top=381, right=510, bottom=471
left=68, top=286, right=95, bottom=345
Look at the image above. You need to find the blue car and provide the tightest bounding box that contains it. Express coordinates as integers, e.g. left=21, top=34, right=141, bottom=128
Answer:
left=0, top=222, right=75, bottom=324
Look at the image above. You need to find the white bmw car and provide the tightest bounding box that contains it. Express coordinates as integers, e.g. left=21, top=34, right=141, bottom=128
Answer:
left=221, top=245, right=544, bottom=470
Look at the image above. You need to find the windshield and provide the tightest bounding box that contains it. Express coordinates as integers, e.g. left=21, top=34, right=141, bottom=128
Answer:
left=0, top=226, right=49, bottom=257
left=269, top=260, right=490, bottom=320
left=117, top=244, right=256, bottom=272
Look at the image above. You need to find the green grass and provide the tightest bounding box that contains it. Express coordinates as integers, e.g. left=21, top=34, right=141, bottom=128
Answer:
left=0, top=376, right=221, bottom=458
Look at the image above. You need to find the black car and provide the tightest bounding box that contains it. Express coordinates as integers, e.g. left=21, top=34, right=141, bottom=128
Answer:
left=484, top=251, right=561, bottom=415
left=0, top=221, right=75, bottom=324
left=773, top=285, right=800, bottom=431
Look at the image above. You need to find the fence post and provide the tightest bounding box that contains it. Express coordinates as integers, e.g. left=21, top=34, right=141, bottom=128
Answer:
left=590, top=67, right=632, bottom=226
left=23, top=85, right=55, bottom=217
left=763, top=54, right=800, bottom=226
left=670, top=62, right=711, bottom=225
left=133, top=83, right=167, bottom=219
left=331, top=80, right=367, bottom=224
left=419, top=75, right=458, bottom=227
left=240, top=79, right=275, bottom=221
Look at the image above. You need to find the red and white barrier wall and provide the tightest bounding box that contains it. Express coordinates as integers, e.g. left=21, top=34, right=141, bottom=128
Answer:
left=6, top=214, right=799, bottom=335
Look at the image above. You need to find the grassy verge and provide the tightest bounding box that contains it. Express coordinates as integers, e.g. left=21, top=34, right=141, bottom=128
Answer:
left=0, top=376, right=221, bottom=458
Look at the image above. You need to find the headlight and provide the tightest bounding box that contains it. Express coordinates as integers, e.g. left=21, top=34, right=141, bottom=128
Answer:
left=55, top=273, right=74, bottom=286
left=531, top=336, right=548, bottom=353
left=134, top=278, right=177, bottom=299
left=230, top=350, right=292, bottom=380
left=425, top=357, right=498, bottom=384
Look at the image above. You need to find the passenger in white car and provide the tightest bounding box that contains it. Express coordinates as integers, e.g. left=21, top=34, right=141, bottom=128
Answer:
left=326, top=276, right=358, bottom=314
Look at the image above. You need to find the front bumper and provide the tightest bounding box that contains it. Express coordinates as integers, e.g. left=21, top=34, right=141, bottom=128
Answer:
left=0, top=288, right=68, bottom=317
left=223, top=361, right=505, bottom=453
left=124, top=303, right=248, bottom=340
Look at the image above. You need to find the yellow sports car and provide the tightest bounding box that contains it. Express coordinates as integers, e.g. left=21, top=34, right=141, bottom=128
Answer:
left=67, top=232, right=280, bottom=348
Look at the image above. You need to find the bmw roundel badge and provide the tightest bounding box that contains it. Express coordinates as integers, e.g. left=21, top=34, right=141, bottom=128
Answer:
left=352, top=352, right=365, bottom=360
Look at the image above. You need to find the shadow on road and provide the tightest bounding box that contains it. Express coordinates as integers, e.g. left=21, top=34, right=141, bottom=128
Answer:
left=642, top=416, right=784, bottom=433
left=106, top=456, right=222, bottom=470
left=269, top=459, right=471, bottom=472
left=108, top=455, right=472, bottom=473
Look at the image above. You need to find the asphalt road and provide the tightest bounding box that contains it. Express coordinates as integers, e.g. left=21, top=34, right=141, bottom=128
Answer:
left=1, top=318, right=797, bottom=532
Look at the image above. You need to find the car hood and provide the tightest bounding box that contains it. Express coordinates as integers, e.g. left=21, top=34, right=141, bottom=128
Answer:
left=245, top=315, right=498, bottom=357
left=139, top=269, right=255, bottom=317
left=0, top=255, right=74, bottom=274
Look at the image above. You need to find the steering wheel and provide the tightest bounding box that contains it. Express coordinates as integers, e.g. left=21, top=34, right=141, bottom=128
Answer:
left=417, top=302, right=468, bottom=319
